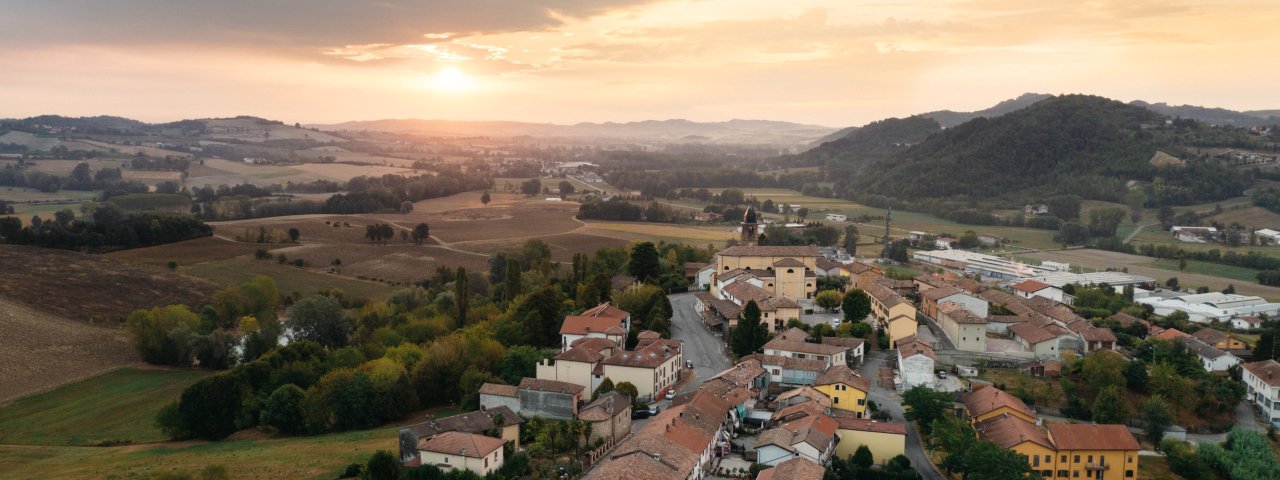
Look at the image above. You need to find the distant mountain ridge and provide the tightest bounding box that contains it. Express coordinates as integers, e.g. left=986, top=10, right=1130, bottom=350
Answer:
left=922, top=93, right=1055, bottom=128
left=305, top=118, right=837, bottom=146
left=1131, top=101, right=1280, bottom=127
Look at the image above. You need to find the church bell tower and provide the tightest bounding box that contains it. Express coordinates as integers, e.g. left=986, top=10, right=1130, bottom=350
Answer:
left=741, top=206, right=758, bottom=245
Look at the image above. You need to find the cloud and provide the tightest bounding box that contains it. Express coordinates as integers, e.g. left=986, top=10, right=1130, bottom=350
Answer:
left=0, top=0, right=661, bottom=48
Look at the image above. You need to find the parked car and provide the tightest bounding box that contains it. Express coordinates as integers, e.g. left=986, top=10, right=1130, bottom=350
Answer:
left=685, top=360, right=694, bottom=369
left=831, top=317, right=842, bottom=327
left=664, top=389, right=676, bottom=400
left=631, top=409, right=652, bottom=420
left=937, top=370, right=948, bottom=379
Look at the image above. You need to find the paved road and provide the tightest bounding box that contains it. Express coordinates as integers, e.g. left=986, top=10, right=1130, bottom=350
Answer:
left=669, top=292, right=732, bottom=394
left=859, top=350, right=945, bottom=480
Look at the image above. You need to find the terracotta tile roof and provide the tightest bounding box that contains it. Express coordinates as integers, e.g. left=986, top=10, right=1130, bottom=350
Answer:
left=718, top=245, right=820, bottom=257
left=987, top=315, right=1031, bottom=324
left=939, top=302, right=986, bottom=324
left=1011, top=280, right=1051, bottom=293
left=709, top=359, right=767, bottom=387
left=975, top=414, right=1053, bottom=450
left=773, top=258, right=808, bottom=268
left=1151, top=328, right=1189, bottom=341
left=1009, top=321, right=1070, bottom=345
left=816, top=258, right=842, bottom=272
left=580, top=392, right=631, bottom=422
left=964, top=385, right=1034, bottom=419
left=603, top=340, right=681, bottom=369
left=477, top=383, right=517, bottom=398
left=764, top=295, right=802, bottom=310
left=820, top=336, right=865, bottom=349
left=763, top=337, right=847, bottom=357
left=1243, top=360, right=1280, bottom=387
left=1176, top=336, right=1232, bottom=360
left=776, top=327, right=810, bottom=342
left=844, top=262, right=877, bottom=274
left=581, top=302, right=631, bottom=320
left=1108, top=312, right=1149, bottom=328
left=756, top=457, right=825, bottom=480
left=896, top=337, right=936, bottom=361
left=978, top=288, right=1022, bottom=306
left=774, top=388, right=832, bottom=412
left=724, top=282, right=774, bottom=307
left=814, top=365, right=870, bottom=392
left=418, top=431, right=505, bottom=458
left=596, top=442, right=698, bottom=480
left=1081, top=326, right=1117, bottom=343
left=751, top=353, right=827, bottom=372
left=834, top=417, right=907, bottom=435
left=518, top=377, right=584, bottom=395
left=569, top=336, right=618, bottom=353
left=1191, top=328, right=1230, bottom=346
left=708, top=298, right=742, bottom=319
left=638, top=330, right=662, bottom=339
left=876, top=277, right=916, bottom=290
left=1047, top=423, right=1140, bottom=451
left=555, top=345, right=605, bottom=363
left=402, top=406, right=522, bottom=443
left=560, top=315, right=626, bottom=336
left=922, top=285, right=962, bottom=301
left=864, top=283, right=905, bottom=308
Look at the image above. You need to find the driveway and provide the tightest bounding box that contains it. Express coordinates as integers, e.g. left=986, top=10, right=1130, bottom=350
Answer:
left=669, top=292, right=732, bottom=394
left=860, top=350, right=945, bottom=480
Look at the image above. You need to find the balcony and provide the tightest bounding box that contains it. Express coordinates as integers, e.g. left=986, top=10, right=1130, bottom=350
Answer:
left=1085, top=462, right=1111, bottom=471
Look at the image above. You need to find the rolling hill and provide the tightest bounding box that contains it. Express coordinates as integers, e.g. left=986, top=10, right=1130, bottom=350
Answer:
left=922, top=92, right=1055, bottom=128
left=307, top=118, right=836, bottom=146
left=1133, top=101, right=1279, bottom=127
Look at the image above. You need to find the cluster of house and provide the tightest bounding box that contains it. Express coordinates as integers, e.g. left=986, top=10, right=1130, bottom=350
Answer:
left=1136, top=291, right=1280, bottom=325
left=591, top=353, right=907, bottom=480
left=965, top=384, right=1141, bottom=480
left=396, top=302, right=681, bottom=476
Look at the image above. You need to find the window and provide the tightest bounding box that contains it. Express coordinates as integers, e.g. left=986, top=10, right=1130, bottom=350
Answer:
left=1061, top=456, right=1067, bottom=463
left=1073, top=471, right=1079, bottom=478
left=1033, top=456, right=1040, bottom=467
left=485, top=458, right=489, bottom=468
left=1127, top=456, right=1133, bottom=463
left=834, top=397, right=839, bottom=404
left=787, top=269, right=794, bottom=273
left=1074, top=456, right=1080, bottom=463
left=1057, top=471, right=1068, bottom=478
left=1087, top=456, right=1092, bottom=463
left=1045, top=455, right=1051, bottom=463
left=857, top=399, right=865, bottom=405
left=1125, top=470, right=1134, bottom=478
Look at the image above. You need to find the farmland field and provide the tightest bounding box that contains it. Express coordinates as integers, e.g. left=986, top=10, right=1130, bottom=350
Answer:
left=106, top=236, right=274, bottom=266
left=0, top=368, right=208, bottom=445
left=582, top=221, right=737, bottom=245
left=270, top=244, right=491, bottom=285
left=184, top=257, right=395, bottom=300
left=458, top=232, right=631, bottom=262
left=1139, top=258, right=1262, bottom=282
left=0, top=187, right=99, bottom=202
left=0, top=244, right=218, bottom=322
left=0, top=300, right=137, bottom=404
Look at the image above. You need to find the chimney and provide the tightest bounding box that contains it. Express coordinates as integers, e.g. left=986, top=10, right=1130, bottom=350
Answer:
left=653, top=453, right=661, bottom=461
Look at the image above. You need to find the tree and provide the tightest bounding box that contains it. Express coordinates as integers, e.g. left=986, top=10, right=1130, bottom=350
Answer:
left=843, top=289, right=872, bottom=323
left=815, top=290, right=843, bottom=313
left=558, top=180, right=575, bottom=195
left=1124, top=360, right=1149, bottom=393
left=520, top=178, right=541, bottom=196
left=503, top=258, right=522, bottom=302
left=902, top=386, right=950, bottom=434
left=1167, top=277, right=1180, bottom=289
left=1047, top=194, right=1082, bottom=220
left=172, top=373, right=248, bottom=440
left=959, top=441, right=1034, bottom=480
left=481, top=190, right=491, bottom=206
left=628, top=242, right=661, bottom=283
left=1081, top=351, right=1128, bottom=391
left=1142, top=395, right=1173, bottom=445
left=1091, top=385, right=1129, bottom=424
left=852, top=444, right=874, bottom=468
left=592, top=378, right=615, bottom=401
left=614, top=381, right=640, bottom=407
left=411, top=223, right=429, bottom=245
left=496, top=345, right=544, bottom=385
left=1178, top=252, right=1187, bottom=272
left=957, top=231, right=980, bottom=249
left=795, top=207, right=808, bottom=221
left=1088, top=207, right=1127, bottom=237
left=497, top=285, right=565, bottom=347
left=287, top=227, right=300, bottom=243
left=1054, top=221, right=1091, bottom=246
left=287, top=294, right=353, bottom=348
left=260, top=384, right=307, bottom=434
left=454, top=267, right=469, bottom=325
left=1157, top=205, right=1176, bottom=228
left=730, top=300, right=769, bottom=357
left=843, top=225, right=859, bottom=255
left=362, top=450, right=400, bottom=480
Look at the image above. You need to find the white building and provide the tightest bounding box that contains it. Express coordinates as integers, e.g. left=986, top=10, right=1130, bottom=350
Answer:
left=1256, top=229, right=1280, bottom=245
left=896, top=336, right=936, bottom=391
left=1137, top=292, right=1280, bottom=324
left=1010, top=280, right=1075, bottom=306
left=1178, top=336, right=1242, bottom=373
left=1243, top=360, right=1280, bottom=426
left=825, top=213, right=848, bottom=222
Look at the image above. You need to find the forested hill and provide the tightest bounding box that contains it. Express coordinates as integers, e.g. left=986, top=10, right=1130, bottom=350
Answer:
left=855, top=95, right=1250, bottom=204
left=782, top=115, right=941, bottom=170
left=922, top=92, right=1054, bottom=128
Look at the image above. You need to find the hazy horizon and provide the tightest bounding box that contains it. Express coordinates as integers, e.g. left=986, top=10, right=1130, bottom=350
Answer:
left=2, top=0, right=1279, bottom=126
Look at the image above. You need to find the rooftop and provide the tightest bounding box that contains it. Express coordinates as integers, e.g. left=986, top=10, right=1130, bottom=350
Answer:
left=964, top=385, right=1034, bottom=419
left=560, top=315, right=626, bottom=336
left=813, top=365, right=870, bottom=392
left=975, top=414, right=1053, bottom=450
left=833, top=417, right=907, bottom=435
left=1047, top=423, right=1141, bottom=451
left=417, top=431, right=505, bottom=458
left=717, top=245, right=820, bottom=258
left=1243, top=360, right=1280, bottom=387
left=518, top=377, right=585, bottom=395
left=763, top=337, right=847, bottom=357
left=756, top=457, right=825, bottom=480
left=477, top=383, right=518, bottom=398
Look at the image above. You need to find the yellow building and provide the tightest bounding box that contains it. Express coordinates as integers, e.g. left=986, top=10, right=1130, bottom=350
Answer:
left=600, top=339, right=683, bottom=402
left=964, top=385, right=1038, bottom=425
left=833, top=417, right=907, bottom=465
left=977, top=415, right=1140, bottom=480
left=812, top=365, right=870, bottom=418
left=712, top=245, right=820, bottom=300
left=865, top=283, right=917, bottom=349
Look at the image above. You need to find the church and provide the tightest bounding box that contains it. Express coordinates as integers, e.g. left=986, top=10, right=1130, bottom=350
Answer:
left=704, top=206, right=820, bottom=330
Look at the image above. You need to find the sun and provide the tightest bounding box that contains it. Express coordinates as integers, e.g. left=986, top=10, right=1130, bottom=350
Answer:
left=430, top=66, right=471, bottom=92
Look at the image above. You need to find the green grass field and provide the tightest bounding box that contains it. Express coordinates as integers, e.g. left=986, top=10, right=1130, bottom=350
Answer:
left=0, top=368, right=209, bottom=446
left=1139, top=258, right=1263, bottom=282
left=184, top=258, right=394, bottom=301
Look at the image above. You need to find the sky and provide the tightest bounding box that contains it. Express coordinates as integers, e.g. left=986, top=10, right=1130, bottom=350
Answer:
left=0, top=0, right=1278, bottom=127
